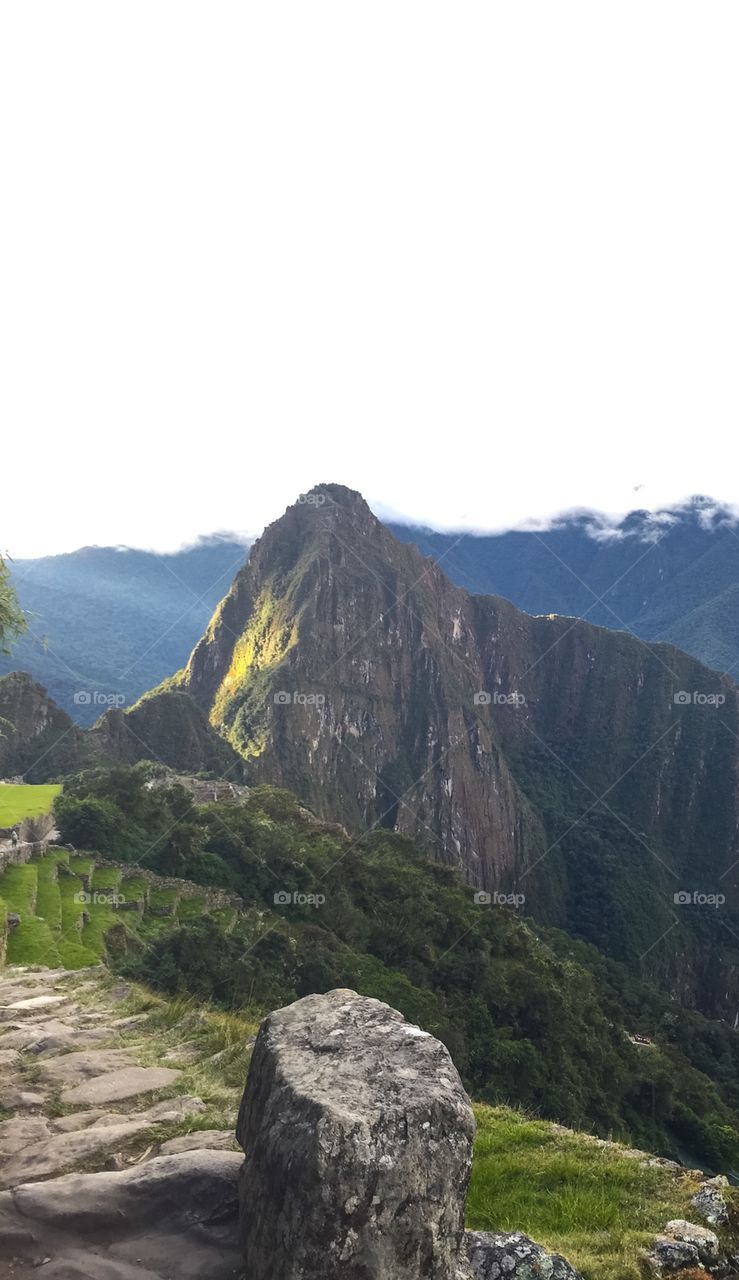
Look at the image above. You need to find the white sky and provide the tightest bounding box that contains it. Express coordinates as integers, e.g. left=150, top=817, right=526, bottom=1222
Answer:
left=2, top=3, right=738, bottom=557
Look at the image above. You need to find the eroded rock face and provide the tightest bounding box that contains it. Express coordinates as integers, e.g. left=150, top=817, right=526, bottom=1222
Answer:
left=237, top=988, right=475, bottom=1280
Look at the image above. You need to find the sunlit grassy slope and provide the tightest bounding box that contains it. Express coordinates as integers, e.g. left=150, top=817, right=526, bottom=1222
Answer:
left=0, top=783, right=62, bottom=825
left=0, top=847, right=232, bottom=967
left=467, top=1104, right=735, bottom=1280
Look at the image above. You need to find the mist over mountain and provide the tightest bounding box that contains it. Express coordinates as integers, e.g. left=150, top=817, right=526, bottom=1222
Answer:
left=0, top=536, right=250, bottom=723
left=389, top=496, right=739, bottom=679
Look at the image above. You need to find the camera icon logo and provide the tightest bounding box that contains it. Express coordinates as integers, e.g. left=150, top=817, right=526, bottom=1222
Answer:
left=673, top=890, right=692, bottom=905
left=273, top=890, right=292, bottom=905
left=474, top=890, right=492, bottom=905
left=473, top=691, right=492, bottom=706
left=673, top=691, right=691, bottom=705
left=74, top=890, right=91, bottom=904
left=73, top=691, right=92, bottom=706
left=273, top=691, right=292, bottom=706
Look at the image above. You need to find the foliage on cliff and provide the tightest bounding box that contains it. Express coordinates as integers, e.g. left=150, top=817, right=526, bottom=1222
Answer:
left=0, top=554, right=25, bottom=653
left=56, top=765, right=739, bottom=1172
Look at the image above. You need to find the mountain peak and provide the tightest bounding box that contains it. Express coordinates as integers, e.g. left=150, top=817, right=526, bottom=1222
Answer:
left=302, top=482, right=369, bottom=510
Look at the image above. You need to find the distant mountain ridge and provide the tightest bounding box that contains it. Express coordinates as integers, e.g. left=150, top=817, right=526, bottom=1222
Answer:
left=0, top=536, right=251, bottom=723
left=388, top=496, right=739, bottom=679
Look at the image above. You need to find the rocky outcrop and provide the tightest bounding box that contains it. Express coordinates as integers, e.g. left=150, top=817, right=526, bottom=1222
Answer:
left=237, top=988, right=476, bottom=1279
left=0, top=671, right=245, bottom=782
left=0, top=1151, right=243, bottom=1279
left=465, top=1232, right=584, bottom=1280
left=646, top=1219, right=722, bottom=1274
left=692, top=1177, right=731, bottom=1227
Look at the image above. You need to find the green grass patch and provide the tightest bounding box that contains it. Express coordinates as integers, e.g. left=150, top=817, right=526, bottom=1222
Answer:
left=149, top=887, right=179, bottom=908
left=69, top=855, right=94, bottom=878
left=7, top=916, right=62, bottom=966
left=0, top=863, right=38, bottom=915
left=176, top=896, right=206, bottom=920
left=91, top=866, right=122, bottom=892
left=467, top=1105, right=706, bottom=1280
left=35, top=856, right=64, bottom=930
left=119, top=876, right=149, bottom=903
left=57, top=937, right=100, bottom=968
left=0, top=783, right=61, bottom=825
left=59, top=874, right=87, bottom=934
left=80, top=899, right=119, bottom=956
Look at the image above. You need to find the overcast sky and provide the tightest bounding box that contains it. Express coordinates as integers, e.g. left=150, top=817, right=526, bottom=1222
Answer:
left=2, top=3, right=738, bottom=557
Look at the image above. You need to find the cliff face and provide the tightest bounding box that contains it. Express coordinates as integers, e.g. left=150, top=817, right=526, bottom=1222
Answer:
left=0, top=672, right=83, bottom=780
left=180, top=486, right=539, bottom=887
left=177, top=486, right=739, bottom=1010
left=0, top=672, right=243, bottom=781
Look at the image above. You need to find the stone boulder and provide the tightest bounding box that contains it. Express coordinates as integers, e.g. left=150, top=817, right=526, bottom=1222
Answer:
left=646, top=1219, right=721, bottom=1273
left=692, top=1177, right=731, bottom=1227
left=237, top=988, right=476, bottom=1280
left=663, top=1220, right=720, bottom=1264
left=465, top=1232, right=584, bottom=1280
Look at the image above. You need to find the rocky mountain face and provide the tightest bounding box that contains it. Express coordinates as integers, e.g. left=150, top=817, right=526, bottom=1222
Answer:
left=0, top=672, right=242, bottom=782
left=171, top=485, right=739, bottom=1011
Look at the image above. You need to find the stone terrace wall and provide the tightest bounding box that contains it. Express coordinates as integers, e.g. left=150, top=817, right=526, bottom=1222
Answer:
left=0, top=839, right=50, bottom=876
left=87, top=857, right=243, bottom=914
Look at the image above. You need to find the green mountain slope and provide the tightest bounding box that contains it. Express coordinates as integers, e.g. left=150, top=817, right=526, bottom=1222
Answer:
left=51, top=766, right=739, bottom=1174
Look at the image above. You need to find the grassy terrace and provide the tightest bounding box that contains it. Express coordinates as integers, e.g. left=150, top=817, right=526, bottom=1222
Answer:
left=0, top=783, right=62, bottom=825
left=0, top=849, right=213, bottom=968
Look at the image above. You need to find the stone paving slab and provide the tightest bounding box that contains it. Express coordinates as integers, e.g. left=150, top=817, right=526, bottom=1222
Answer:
left=40, top=1047, right=134, bottom=1086
left=61, top=1066, right=182, bottom=1106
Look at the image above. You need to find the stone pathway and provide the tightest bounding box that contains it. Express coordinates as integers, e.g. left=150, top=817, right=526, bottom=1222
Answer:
left=0, top=965, right=248, bottom=1278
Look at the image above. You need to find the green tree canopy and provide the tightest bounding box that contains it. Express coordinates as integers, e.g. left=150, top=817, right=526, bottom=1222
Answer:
left=0, top=555, right=25, bottom=654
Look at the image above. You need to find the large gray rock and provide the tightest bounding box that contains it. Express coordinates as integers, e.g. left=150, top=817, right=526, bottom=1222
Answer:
left=237, top=988, right=475, bottom=1280
left=465, top=1232, right=584, bottom=1280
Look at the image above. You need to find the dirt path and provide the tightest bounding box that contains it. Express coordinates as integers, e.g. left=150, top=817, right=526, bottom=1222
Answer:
left=0, top=965, right=250, bottom=1279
